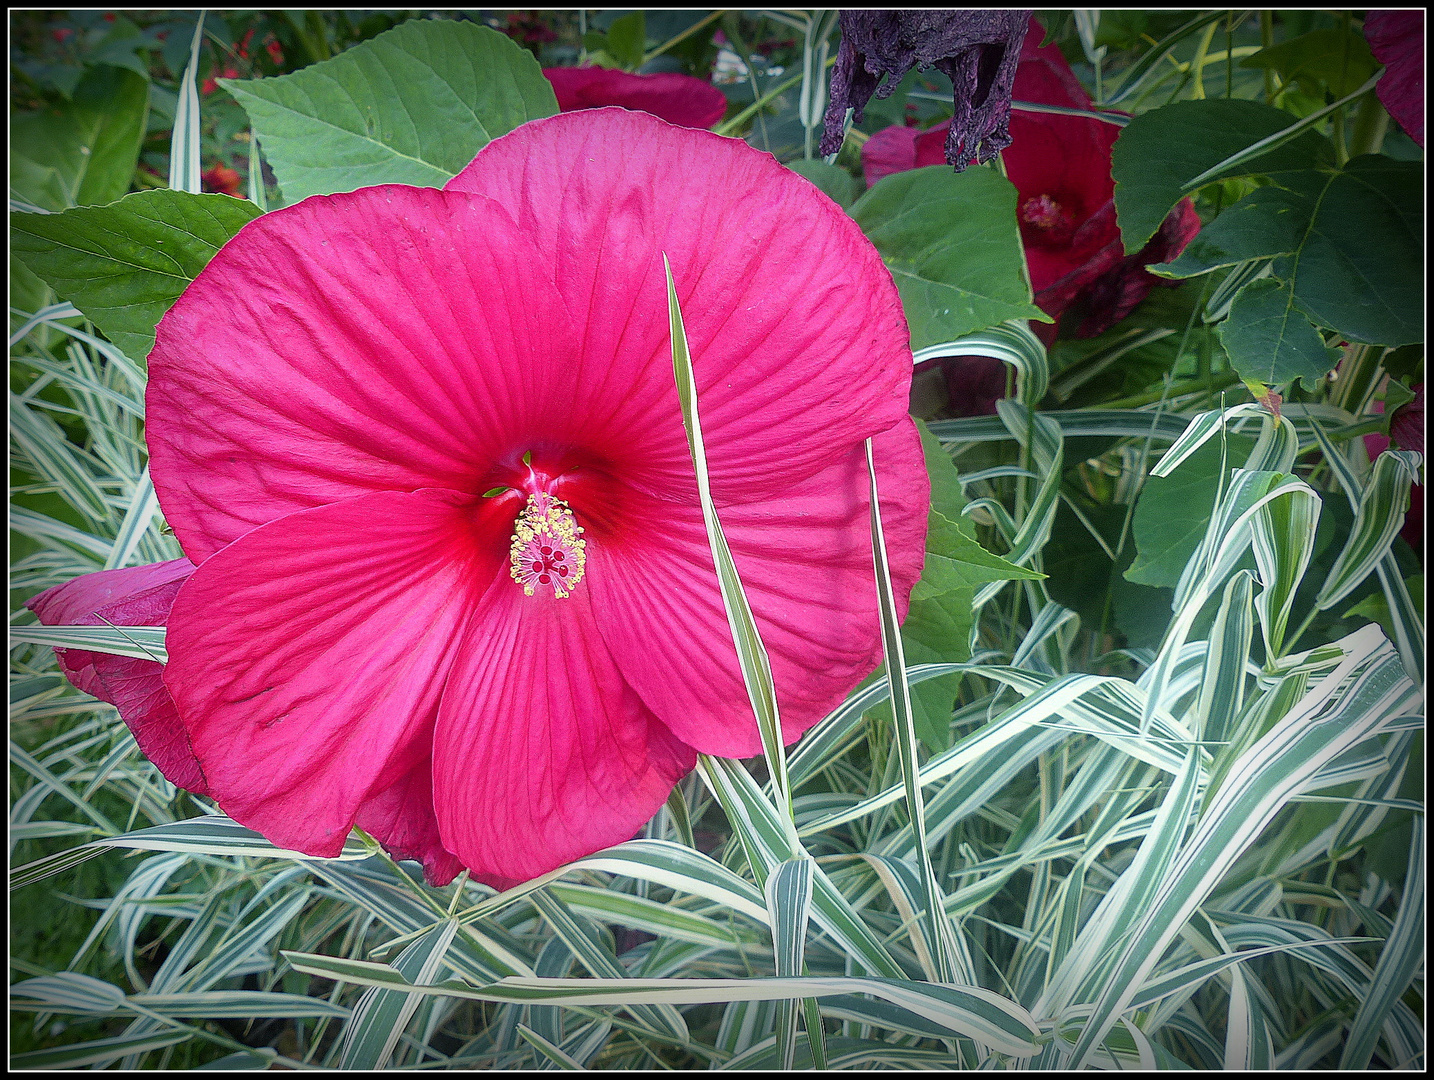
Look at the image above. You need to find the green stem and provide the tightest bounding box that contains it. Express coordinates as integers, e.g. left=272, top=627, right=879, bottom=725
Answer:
left=1259, top=11, right=1275, bottom=103
left=716, top=55, right=836, bottom=138
left=642, top=9, right=725, bottom=65
left=1103, top=371, right=1242, bottom=409
left=1348, top=92, right=1390, bottom=158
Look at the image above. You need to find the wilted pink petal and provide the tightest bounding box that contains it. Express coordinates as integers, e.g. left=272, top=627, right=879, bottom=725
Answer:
left=27, top=560, right=209, bottom=794
left=589, top=421, right=926, bottom=755
left=163, top=489, right=489, bottom=858
left=544, top=66, right=728, bottom=129
left=1391, top=383, right=1424, bottom=455
left=448, top=109, right=912, bottom=504
left=1365, top=11, right=1424, bottom=147
left=433, top=582, right=696, bottom=887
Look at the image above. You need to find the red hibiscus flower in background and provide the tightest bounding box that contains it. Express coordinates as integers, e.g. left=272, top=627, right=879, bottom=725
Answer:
left=201, top=162, right=242, bottom=196
left=863, top=19, right=1201, bottom=415
left=1364, top=383, right=1426, bottom=554
left=1364, top=10, right=1423, bottom=147
left=32, top=110, right=927, bottom=889
left=543, top=66, right=729, bottom=129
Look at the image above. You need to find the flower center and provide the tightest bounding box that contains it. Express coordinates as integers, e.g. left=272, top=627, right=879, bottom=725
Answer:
left=509, top=492, right=587, bottom=598
left=1020, top=193, right=1075, bottom=241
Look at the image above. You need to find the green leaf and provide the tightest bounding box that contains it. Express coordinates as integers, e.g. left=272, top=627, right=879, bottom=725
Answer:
left=1159, top=157, right=1423, bottom=349
left=11, top=190, right=263, bottom=362
left=1342, top=574, right=1423, bottom=644
left=221, top=19, right=558, bottom=204
left=785, top=159, right=861, bottom=210
left=1240, top=28, right=1377, bottom=98
left=1216, top=277, right=1333, bottom=389
left=1127, top=433, right=1257, bottom=588
left=1112, top=99, right=1334, bottom=252
left=606, top=11, right=648, bottom=70
left=850, top=166, right=1047, bottom=349
left=11, top=66, right=150, bottom=212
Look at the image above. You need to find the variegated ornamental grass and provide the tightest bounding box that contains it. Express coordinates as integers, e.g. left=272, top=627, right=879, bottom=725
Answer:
left=10, top=9, right=1424, bottom=1072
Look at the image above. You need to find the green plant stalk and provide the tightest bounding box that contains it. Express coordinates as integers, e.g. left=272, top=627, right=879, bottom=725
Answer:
left=1102, top=371, right=1242, bottom=409
left=1259, top=11, right=1275, bottom=102
left=1330, top=343, right=1381, bottom=416
left=1348, top=93, right=1390, bottom=158
left=642, top=9, right=725, bottom=65
left=716, top=55, right=837, bottom=139
left=1188, top=20, right=1219, bottom=100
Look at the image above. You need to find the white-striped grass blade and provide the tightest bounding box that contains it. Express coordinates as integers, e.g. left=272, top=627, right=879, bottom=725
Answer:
left=246, top=133, right=267, bottom=210
left=16, top=316, right=148, bottom=392
left=1339, top=810, right=1424, bottom=1067
left=664, top=254, right=797, bottom=835
left=1202, top=258, right=1274, bottom=322
left=8, top=300, right=81, bottom=347
left=1316, top=449, right=1422, bottom=611
left=517, top=1023, right=585, bottom=1069
left=547, top=882, right=761, bottom=952
left=972, top=403, right=1062, bottom=609
left=764, top=858, right=816, bottom=1069
left=911, top=319, right=1049, bottom=409
left=1307, top=418, right=1424, bottom=683
left=103, top=467, right=162, bottom=571
left=864, top=437, right=965, bottom=985
left=1151, top=402, right=1270, bottom=478
left=1061, top=624, right=1417, bottom=1067
left=170, top=12, right=206, bottom=193
left=9, top=1029, right=193, bottom=1070
left=928, top=408, right=1192, bottom=445
left=530, top=889, right=689, bottom=1043
left=1193, top=571, right=1254, bottom=743
left=10, top=507, right=112, bottom=562
left=278, top=953, right=1044, bottom=1058
left=1250, top=469, right=1320, bottom=657
left=9, top=974, right=348, bottom=1020
left=11, top=624, right=168, bottom=663
left=341, top=918, right=458, bottom=1069
left=11, top=397, right=114, bottom=527
left=697, top=754, right=907, bottom=979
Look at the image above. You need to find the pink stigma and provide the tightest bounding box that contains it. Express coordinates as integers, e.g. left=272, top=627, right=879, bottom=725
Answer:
left=509, top=493, right=587, bottom=598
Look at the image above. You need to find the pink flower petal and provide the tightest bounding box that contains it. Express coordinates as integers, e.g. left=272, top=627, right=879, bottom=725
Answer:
left=544, top=66, right=728, bottom=129
left=356, top=759, right=465, bottom=886
left=27, top=560, right=210, bottom=794
left=1365, top=11, right=1424, bottom=147
left=163, top=488, right=490, bottom=858
left=588, top=419, right=928, bottom=756
left=861, top=124, right=921, bottom=187
left=432, top=580, right=696, bottom=886
left=148, top=185, right=584, bottom=561
left=446, top=109, right=913, bottom=504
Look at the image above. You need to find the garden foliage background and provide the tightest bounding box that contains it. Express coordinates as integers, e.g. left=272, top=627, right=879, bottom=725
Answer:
left=9, top=8, right=1425, bottom=1070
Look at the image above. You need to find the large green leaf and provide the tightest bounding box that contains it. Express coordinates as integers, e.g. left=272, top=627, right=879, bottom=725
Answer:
left=1111, top=98, right=1335, bottom=251
left=849, top=166, right=1046, bottom=349
left=10, top=190, right=263, bottom=362
left=1239, top=28, right=1378, bottom=98
left=1156, top=156, right=1423, bottom=349
left=10, top=65, right=150, bottom=211
left=221, top=19, right=558, bottom=204
left=1215, top=277, right=1335, bottom=389
left=1126, top=434, right=1257, bottom=588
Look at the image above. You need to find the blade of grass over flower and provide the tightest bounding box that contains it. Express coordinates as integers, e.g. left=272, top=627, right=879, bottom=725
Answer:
left=10, top=624, right=167, bottom=661
left=341, top=918, right=458, bottom=1070
left=864, top=438, right=965, bottom=985
left=170, top=12, right=206, bottom=194
left=664, top=253, right=796, bottom=836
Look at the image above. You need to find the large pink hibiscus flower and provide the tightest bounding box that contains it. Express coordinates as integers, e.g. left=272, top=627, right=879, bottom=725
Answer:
left=543, top=66, right=729, bottom=129
left=32, top=109, right=927, bottom=889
